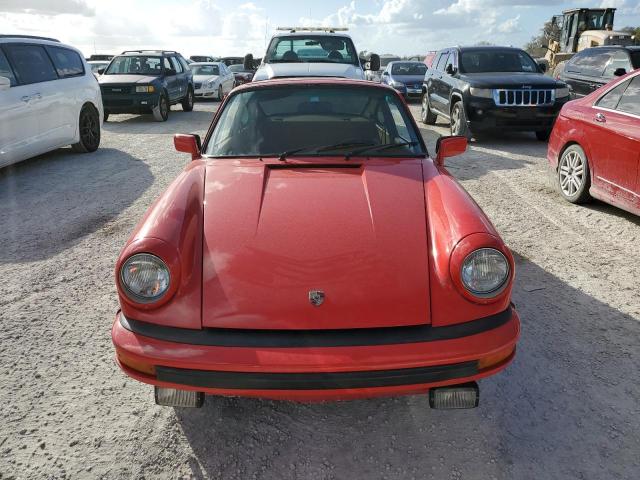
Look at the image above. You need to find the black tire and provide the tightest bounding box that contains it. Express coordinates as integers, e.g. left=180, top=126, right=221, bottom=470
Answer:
left=536, top=130, right=551, bottom=141
left=217, top=85, right=224, bottom=101
left=557, top=144, right=591, bottom=204
left=153, top=94, right=169, bottom=122
left=450, top=101, right=471, bottom=138
left=420, top=93, right=437, bottom=125
left=71, top=104, right=100, bottom=153
left=181, top=86, right=194, bottom=112
left=103, top=112, right=109, bottom=122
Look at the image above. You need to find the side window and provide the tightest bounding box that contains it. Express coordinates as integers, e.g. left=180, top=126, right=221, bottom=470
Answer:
left=170, top=56, right=183, bottom=73
left=0, top=49, right=17, bottom=86
left=572, top=50, right=610, bottom=77
left=4, top=44, right=58, bottom=84
left=445, top=52, right=456, bottom=72
left=163, top=57, right=172, bottom=72
left=616, top=76, right=640, bottom=116
left=47, top=46, right=84, bottom=78
left=603, top=51, right=632, bottom=77
left=436, top=52, right=449, bottom=72
left=596, top=80, right=630, bottom=109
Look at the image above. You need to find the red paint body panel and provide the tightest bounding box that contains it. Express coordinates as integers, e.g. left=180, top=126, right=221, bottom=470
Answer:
left=201, top=159, right=431, bottom=330
left=548, top=70, right=640, bottom=216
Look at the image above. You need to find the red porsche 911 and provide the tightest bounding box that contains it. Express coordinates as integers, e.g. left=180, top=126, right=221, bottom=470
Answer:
left=111, top=78, right=520, bottom=408
left=548, top=69, right=640, bottom=216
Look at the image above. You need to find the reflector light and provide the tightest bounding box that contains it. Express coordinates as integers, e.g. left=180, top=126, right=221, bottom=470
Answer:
left=155, top=387, right=204, bottom=408
left=478, top=345, right=515, bottom=371
left=429, top=382, right=479, bottom=409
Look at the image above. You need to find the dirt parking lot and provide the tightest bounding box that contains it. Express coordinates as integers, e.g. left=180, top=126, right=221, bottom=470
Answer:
left=1, top=100, right=639, bottom=480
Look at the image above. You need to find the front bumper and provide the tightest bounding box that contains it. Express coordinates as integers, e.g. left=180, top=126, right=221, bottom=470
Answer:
left=194, top=86, right=217, bottom=97
left=102, top=93, right=159, bottom=114
left=466, top=98, right=568, bottom=132
left=112, top=307, right=520, bottom=401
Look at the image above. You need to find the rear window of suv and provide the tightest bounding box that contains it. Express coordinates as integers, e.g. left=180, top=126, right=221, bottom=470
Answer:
left=47, top=46, right=84, bottom=78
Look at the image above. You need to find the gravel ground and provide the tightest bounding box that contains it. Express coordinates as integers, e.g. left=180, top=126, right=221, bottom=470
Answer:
left=1, top=100, right=639, bottom=480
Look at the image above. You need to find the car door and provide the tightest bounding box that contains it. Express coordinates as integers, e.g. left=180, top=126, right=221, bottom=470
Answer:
left=3, top=43, right=64, bottom=159
left=163, top=57, right=178, bottom=100
left=590, top=75, right=640, bottom=203
left=564, top=49, right=610, bottom=98
left=0, top=46, right=32, bottom=167
left=430, top=51, right=450, bottom=113
left=169, top=56, right=187, bottom=100
left=221, top=64, right=233, bottom=93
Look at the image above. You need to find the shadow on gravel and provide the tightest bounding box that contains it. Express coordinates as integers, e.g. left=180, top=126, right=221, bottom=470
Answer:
left=0, top=147, right=152, bottom=263
left=103, top=109, right=217, bottom=135
left=173, top=254, right=640, bottom=480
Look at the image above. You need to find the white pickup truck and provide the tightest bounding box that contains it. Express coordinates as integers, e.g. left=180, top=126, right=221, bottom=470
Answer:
left=253, top=27, right=379, bottom=82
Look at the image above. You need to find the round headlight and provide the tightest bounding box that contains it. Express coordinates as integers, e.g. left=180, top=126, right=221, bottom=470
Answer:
left=461, top=248, right=509, bottom=297
left=120, top=253, right=170, bottom=303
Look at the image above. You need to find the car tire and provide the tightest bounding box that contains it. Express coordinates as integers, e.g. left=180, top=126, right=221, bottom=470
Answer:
left=557, top=144, right=591, bottom=204
left=153, top=94, right=169, bottom=122
left=181, top=86, right=194, bottom=112
left=536, top=130, right=551, bottom=141
left=450, top=101, right=471, bottom=138
left=217, top=85, right=224, bottom=101
left=71, top=104, right=100, bottom=153
left=420, top=93, right=437, bottom=125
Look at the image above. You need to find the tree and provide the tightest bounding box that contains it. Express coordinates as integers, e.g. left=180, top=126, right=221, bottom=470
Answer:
left=524, top=20, right=560, bottom=56
left=621, top=26, right=640, bottom=40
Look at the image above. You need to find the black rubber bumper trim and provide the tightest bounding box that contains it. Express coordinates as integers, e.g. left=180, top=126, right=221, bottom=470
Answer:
left=155, top=361, right=478, bottom=390
left=119, top=307, right=513, bottom=348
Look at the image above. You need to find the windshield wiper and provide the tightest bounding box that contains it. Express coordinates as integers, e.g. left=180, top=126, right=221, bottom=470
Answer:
left=345, top=141, right=419, bottom=159
left=277, top=141, right=374, bottom=161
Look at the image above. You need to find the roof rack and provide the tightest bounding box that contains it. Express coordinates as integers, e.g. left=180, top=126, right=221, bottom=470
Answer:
left=121, top=50, right=179, bottom=55
left=276, top=27, right=349, bottom=33
left=0, top=34, right=60, bottom=42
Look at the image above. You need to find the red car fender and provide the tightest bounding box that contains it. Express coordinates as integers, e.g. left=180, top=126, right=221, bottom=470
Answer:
left=115, top=160, right=206, bottom=329
left=548, top=103, right=596, bottom=180
left=422, top=158, right=513, bottom=326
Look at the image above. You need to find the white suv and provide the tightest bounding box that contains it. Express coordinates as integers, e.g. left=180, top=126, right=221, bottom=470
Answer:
left=253, top=27, right=379, bottom=81
left=0, top=35, right=103, bottom=169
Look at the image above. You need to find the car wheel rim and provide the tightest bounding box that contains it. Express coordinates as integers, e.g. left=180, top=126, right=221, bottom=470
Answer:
left=219, top=86, right=223, bottom=99
left=452, top=106, right=460, bottom=134
left=80, top=109, right=99, bottom=147
left=559, top=150, right=585, bottom=197
left=421, top=95, right=427, bottom=121
left=188, top=90, right=193, bottom=107
left=161, top=97, right=167, bottom=117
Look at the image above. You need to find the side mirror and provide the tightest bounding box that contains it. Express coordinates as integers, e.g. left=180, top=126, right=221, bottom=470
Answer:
left=538, top=62, right=547, bottom=73
left=165, top=68, right=177, bottom=76
left=382, top=71, right=389, bottom=76
left=0, top=76, right=11, bottom=91
left=368, top=53, right=380, bottom=72
left=614, top=68, right=627, bottom=77
left=435, top=135, right=467, bottom=166
left=97, top=68, right=106, bottom=75
left=174, top=134, right=202, bottom=160
left=445, top=64, right=457, bottom=75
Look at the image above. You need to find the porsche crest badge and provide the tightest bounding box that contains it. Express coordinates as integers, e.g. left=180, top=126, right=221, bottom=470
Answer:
left=308, top=290, right=325, bottom=306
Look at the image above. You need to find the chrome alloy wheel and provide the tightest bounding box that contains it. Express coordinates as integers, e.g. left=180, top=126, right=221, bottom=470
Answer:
left=451, top=104, right=461, bottom=134
left=559, top=149, right=585, bottom=197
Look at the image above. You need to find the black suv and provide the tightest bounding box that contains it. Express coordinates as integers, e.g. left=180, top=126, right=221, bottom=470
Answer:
left=557, top=46, right=640, bottom=99
left=421, top=46, right=570, bottom=140
left=99, top=50, right=194, bottom=122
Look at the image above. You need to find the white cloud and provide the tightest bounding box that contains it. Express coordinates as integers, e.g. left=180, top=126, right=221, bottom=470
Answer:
left=1, top=0, right=94, bottom=16
left=497, top=15, right=521, bottom=34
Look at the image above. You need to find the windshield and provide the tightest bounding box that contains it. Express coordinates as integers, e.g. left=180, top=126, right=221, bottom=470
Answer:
left=205, top=86, right=425, bottom=158
left=391, top=63, right=427, bottom=75
left=89, top=62, right=109, bottom=73
left=191, top=64, right=220, bottom=76
left=460, top=50, right=539, bottom=73
left=105, top=56, right=162, bottom=75
left=265, top=35, right=359, bottom=66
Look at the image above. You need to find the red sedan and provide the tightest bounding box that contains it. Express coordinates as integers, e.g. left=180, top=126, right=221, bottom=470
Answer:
left=548, top=69, right=640, bottom=215
left=111, top=78, right=520, bottom=408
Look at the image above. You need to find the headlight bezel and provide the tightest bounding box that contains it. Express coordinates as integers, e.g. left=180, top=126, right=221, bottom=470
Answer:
left=460, top=248, right=510, bottom=298
left=555, top=86, right=570, bottom=98
left=119, top=253, right=171, bottom=304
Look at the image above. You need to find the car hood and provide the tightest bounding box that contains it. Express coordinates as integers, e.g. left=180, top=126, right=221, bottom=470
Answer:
left=193, top=74, right=219, bottom=82
left=201, top=160, right=430, bottom=330
left=99, top=74, right=158, bottom=85
left=391, top=74, right=425, bottom=85
left=253, top=62, right=364, bottom=81
left=461, top=72, right=561, bottom=88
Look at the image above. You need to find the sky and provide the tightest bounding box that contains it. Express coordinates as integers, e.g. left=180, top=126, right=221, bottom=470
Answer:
left=1, top=0, right=639, bottom=58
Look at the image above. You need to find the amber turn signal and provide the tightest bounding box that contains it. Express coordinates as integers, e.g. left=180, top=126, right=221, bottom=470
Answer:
left=478, top=345, right=515, bottom=371
left=117, top=352, right=156, bottom=376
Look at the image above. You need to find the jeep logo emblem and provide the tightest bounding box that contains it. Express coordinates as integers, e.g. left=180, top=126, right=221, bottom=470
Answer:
left=308, top=290, right=325, bottom=306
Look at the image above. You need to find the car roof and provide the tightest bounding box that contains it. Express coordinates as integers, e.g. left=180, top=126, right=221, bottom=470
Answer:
left=191, top=62, right=224, bottom=66
left=119, top=50, right=180, bottom=56
left=0, top=35, right=84, bottom=56
left=388, top=60, right=425, bottom=65
left=232, top=77, right=395, bottom=93
left=579, top=45, right=640, bottom=52
left=271, top=31, right=352, bottom=39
